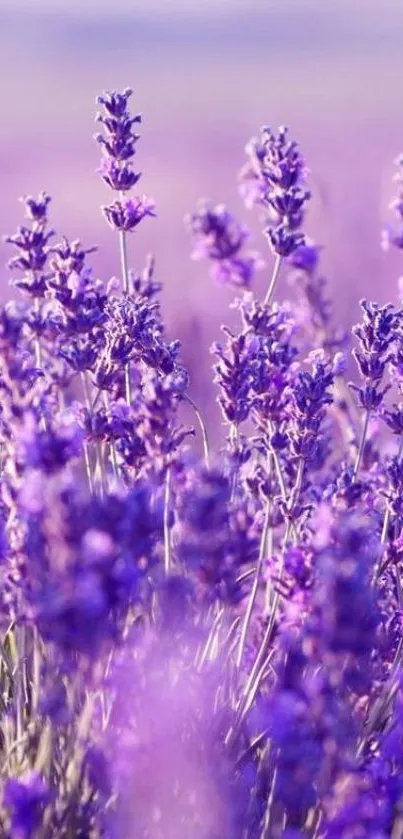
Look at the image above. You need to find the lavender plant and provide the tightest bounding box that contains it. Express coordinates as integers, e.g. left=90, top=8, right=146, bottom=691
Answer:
left=1, top=87, right=403, bottom=839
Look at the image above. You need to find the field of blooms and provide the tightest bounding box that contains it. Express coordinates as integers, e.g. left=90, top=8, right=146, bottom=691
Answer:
left=2, top=85, right=403, bottom=838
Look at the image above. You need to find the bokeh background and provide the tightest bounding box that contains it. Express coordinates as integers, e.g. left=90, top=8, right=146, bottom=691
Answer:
left=1, top=0, right=403, bottom=415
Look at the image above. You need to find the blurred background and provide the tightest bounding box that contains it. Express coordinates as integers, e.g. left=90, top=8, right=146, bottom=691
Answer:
left=1, top=0, right=403, bottom=416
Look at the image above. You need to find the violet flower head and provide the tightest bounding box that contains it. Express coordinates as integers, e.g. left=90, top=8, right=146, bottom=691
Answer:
left=22, top=479, right=161, bottom=655
left=186, top=200, right=263, bottom=289
left=350, top=299, right=399, bottom=412
left=382, top=153, right=403, bottom=251
left=240, top=125, right=310, bottom=257
left=286, top=349, right=336, bottom=465
left=287, top=240, right=322, bottom=276
left=175, top=465, right=247, bottom=604
left=4, top=772, right=52, bottom=839
left=96, top=87, right=141, bottom=184
left=49, top=236, right=97, bottom=281
left=17, top=412, right=83, bottom=476
left=212, top=326, right=260, bottom=425
left=102, top=195, right=156, bottom=233
left=96, top=88, right=155, bottom=237
left=311, top=514, right=381, bottom=689
left=5, top=192, right=54, bottom=297
left=22, top=191, right=51, bottom=223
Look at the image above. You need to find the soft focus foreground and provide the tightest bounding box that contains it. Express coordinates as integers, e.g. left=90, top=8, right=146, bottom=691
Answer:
left=2, top=80, right=403, bottom=839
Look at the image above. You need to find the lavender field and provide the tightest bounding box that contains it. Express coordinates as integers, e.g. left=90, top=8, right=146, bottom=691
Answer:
left=2, top=0, right=403, bottom=417
left=2, top=2, right=403, bottom=837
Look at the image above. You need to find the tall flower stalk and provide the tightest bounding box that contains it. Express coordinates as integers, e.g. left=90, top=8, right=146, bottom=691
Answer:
left=240, top=125, right=310, bottom=304
left=95, top=88, right=155, bottom=403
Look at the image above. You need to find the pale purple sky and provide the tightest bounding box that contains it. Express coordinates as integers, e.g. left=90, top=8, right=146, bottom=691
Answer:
left=4, top=0, right=402, bottom=15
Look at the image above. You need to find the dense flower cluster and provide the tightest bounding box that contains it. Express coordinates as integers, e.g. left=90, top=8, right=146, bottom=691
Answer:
left=1, top=87, right=403, bottom=839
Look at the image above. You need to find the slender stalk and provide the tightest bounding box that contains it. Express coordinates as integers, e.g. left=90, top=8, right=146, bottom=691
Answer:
left=118, top=213, right=132, bottom=405
left=163, top=468, right=172, bottom=575
left=83, top=443, right=94, bottom=494
left=239, top=618, right=276, bottom=717
left=233, top=458, right=305, bottom=735
left=282, top=458, right=304, bottom=546
left=236, top=499, right=271, bottom=668
left=381, top=505, right=391, bottom=547
left=352, top=407, right=370, bottom=480
left=263, top=253, right=282, bottom=307
left=183, top=394, right=210, bottom=465
left=196, top=608, right=224, bottom=670
left=34, top=296, right=43, bottom=370
left=264, top=513, right=274, bottom=614
left=230, top=423, right=240, bottom=500
left=31, top=628, right=42, bottom=717
left=103, top=392, right=120, bottom=482
left=81, top=373, right=96, bottom=494
left=118, top=228, right=130, bottom=295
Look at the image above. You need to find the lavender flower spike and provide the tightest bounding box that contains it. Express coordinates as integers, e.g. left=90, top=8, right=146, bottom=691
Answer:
left=240, top=125, right=310, bottom=304
left=96, top=87, right=155, bottom=405
left=95, top=88, right=155, bottom=294
left=186, top=200, right=263, bottom=290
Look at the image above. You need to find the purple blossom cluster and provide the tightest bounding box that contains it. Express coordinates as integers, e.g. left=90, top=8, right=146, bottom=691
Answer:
left=1, top=88, right=403, bottom=839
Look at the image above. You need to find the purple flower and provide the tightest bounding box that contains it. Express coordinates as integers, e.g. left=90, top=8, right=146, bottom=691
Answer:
left=284, top=350, right=336, bottom=468
left=350, top=299, right=399, bottom=414
left=17, top=413, right=83, bottom=475
left=22, top=480, right=162, bottom=655
left=383, top=402, right=403, bottom=435
left=5, top=194, right=54, bottom=295
left=311, top=514, right=381, bottom=688
left=287, top=239, right=322, bottom=275
left=212, top=328, right=258, bottom=424
left=175, top=465, right=250, bottom=604
left=4, top=772, right=52, bottom=838
left=21, top=191, right=51, bottom=223
left=98, top=156, right=141, bottom=192
left=97, top=87, right=135, bottom=118
left=95, top=88, right=141, bottom=164
left=187, top=202, right=249, bottom=261
left=96, top=87, right=155, bottom=261
left=265, top=688, right=321, bottom=818
left=49, top=236, right=97, bottom=279
left=186, top=200, right=262, bottom=289
left=240, top=125, right=310, bottom=258
left=102, top=195, right=156, bottom=232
